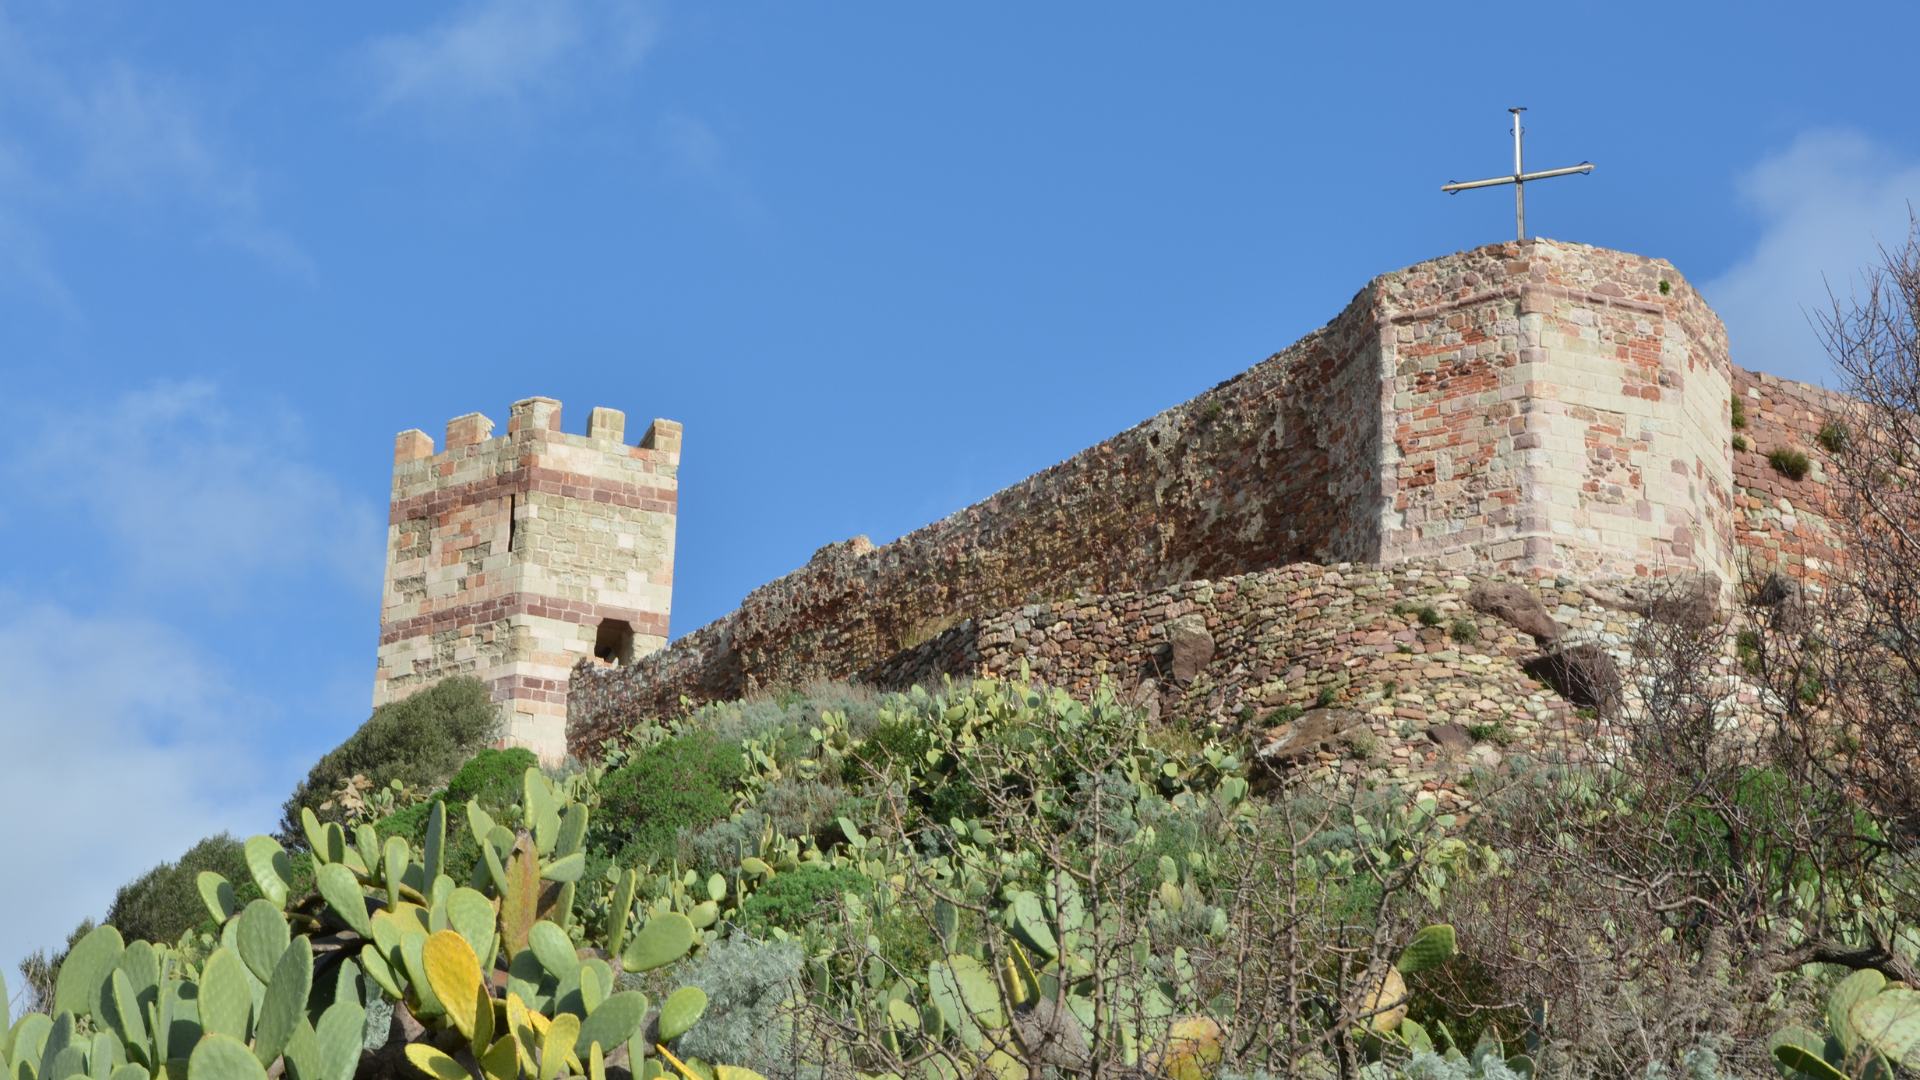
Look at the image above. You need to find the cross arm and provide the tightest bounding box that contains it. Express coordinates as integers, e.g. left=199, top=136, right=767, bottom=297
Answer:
left=1442, top=162, right=1594, bottom=193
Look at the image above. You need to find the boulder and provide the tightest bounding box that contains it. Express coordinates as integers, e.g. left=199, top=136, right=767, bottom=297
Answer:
left=1524, top=643, right=1622, bottom=714
left=1166, top=615, right=1215, bottom=684
left=1584, top=572, right=1722, bottom=629
left=1258, top=707, right=1364, bottom=762
left=1425, top=722, right=1474, bottom=754
left=1466, top=582, right=1561, bottom=643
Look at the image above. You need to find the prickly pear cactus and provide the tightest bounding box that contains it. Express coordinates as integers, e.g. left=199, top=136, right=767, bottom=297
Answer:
left=1, top=767, right=762, bottom=1080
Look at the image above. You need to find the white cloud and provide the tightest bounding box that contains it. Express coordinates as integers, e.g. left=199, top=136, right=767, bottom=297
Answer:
left=363, top=0, right=657, bottom=113
left=1703, top=130, right=1920, bottom=383
left=0, top=10, right=311, bottom=304
left=10, top=382, right=384, bottom=601
left=0, top=599, right=281, bottom=991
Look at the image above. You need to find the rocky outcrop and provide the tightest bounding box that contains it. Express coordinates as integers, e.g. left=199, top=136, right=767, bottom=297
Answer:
left=1467, top=582, right=1562, bottom=643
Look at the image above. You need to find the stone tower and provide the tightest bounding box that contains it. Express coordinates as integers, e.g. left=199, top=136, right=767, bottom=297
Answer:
left=373, top=396, right=680, bottom=762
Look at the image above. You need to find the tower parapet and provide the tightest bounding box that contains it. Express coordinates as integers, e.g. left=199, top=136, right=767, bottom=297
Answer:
left=374, top=396, right=680, bottom=761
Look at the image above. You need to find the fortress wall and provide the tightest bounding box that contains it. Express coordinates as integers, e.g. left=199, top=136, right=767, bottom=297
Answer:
left=1730, top=368, right=1852, bottom=588
left=568, top=241, right=1772, bottom=755
left=1376, top=242, right=1734, bottom=581
left=568, top=295, right=1394, bottom=750
left=861, top=560, right=1670, bottom=811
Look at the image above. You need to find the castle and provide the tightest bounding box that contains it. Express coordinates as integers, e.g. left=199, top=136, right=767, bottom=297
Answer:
left=373, top=239, right=1848, bottom=764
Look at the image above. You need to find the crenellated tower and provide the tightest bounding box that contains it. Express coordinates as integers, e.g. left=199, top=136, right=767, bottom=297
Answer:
left=373, top=396, right=681, bottom=762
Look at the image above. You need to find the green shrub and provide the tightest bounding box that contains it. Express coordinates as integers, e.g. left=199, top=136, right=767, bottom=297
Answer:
left=373, top=799, right=436, bottom=843
left=841, top=719, right=933, bottom=785
left=1465, top=722, right=1513, bottom=747
left=1769, top=447, right=1811, bottom=480
left=444, top=747, right=538, bottom=810
left=1730, top=394, right=1748, bottom=430
left=280, top=676, right=498, bottom=841
left=104, top=834, right=250, bottom=946
left=1816, top=420, right=1848, bottom=453
left=1450, top=617, right=1479, bottom=644
left=1732, top=434, right=1749, bottom=452
left=595, top=732, right=744, bottom=867
left=842, top=719, right=986, bottom=823
left=737, top=864, right=870, bottom=934
left=1667, top=767, right=1868, bottom=889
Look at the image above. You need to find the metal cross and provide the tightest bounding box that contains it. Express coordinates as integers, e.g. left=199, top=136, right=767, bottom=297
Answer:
left=1442, top=108, right=1594, bottom=240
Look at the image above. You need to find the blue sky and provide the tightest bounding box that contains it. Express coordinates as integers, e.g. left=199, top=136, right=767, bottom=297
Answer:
left=3, top=1, right=1918, bottom=983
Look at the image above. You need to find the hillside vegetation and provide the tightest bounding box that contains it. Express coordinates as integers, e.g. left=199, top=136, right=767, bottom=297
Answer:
left=8, top=653, right=1918, bottom=1079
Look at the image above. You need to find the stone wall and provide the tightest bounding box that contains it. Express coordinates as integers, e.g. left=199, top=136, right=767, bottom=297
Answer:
left=570, top=239, right=1761, bottom=751
left=376, top=397, right=681, bottom=761
left=569, top=291, right=1393, bottom=747
left=1377, top=243, right=1734, bottom=579
left=1731, top=368, right=1852, bottom=588
left=584, top=556, right=1692, bottom=807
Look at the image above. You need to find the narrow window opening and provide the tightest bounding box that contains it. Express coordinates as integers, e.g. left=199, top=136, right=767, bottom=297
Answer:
left=506, top=494, right=517, bottom=554
left=594, top=618, right=636, bottom=666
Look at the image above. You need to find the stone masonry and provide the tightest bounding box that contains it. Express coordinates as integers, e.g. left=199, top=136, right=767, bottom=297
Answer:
left=374, top=397, right=681, bottom=762
left=571, top=238, right=1834, bottom=750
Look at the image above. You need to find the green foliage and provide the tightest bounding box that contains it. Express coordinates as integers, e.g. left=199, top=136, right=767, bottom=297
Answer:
left=1463, top=723, right=1513, bottom=747
left=280, top=677, right=497, bottom=841
left=1773, top=970, right=1920, bottom=1077
left=1730, top=394, right=1748, bottom=430
left=16, top=762, right=752, bottom=1080
left=1733, top=433, right=1750, bottom=452
left=104, top=834, right=251, bottom=946
left=842, top=719, right=986, bottom=822
left=594, top=732, right=744, bottom=867
left=1770, top=447, right=1813, bottom=480
left=737, top=864, right=870, bottom=935
left=1816, top=420, right=1848, bottom=454
left=1449, top=617, right=1479, bottom=644
left=443, top=748, right=538, bottom=812
left=1667, top=767, right=1872, bottom=890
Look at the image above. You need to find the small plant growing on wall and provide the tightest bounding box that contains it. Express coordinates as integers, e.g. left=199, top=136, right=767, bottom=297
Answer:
left=1816, top=420, right=1848, bottom=453
left=1733, top=434, right=1749, bottom=452
left=1730, top=394, right=1748, bottom=430
left=1658, top=279, right=1672, bottom=295
left=1769, top=447, right=1812, bottom=481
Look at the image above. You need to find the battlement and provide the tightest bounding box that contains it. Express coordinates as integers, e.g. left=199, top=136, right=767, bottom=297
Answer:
left=391, top=398, right=683, bottom=465
left=372, top=395, right=682, bottom=762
